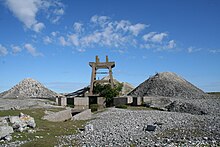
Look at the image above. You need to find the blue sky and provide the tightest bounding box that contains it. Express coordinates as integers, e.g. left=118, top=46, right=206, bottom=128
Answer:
left=0, top=0, right=220, bottom=93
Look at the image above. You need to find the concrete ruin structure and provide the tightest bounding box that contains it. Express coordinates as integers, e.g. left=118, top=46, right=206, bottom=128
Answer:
left=89, top=56, right=115, bottom=95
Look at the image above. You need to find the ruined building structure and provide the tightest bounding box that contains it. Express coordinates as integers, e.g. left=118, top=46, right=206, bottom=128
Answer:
left=89, top=56, right=115, bottom=95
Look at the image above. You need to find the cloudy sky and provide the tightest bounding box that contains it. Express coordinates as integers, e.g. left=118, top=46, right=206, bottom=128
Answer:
left=0, top=0, right=220, bottom=93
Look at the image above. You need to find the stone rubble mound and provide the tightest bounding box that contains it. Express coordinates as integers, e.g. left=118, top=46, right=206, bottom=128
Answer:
left=0, top=78, right=59, bottom=98
left=0, top=113, right=36, bottom=142
left=129, top=72, right=207, bottom=99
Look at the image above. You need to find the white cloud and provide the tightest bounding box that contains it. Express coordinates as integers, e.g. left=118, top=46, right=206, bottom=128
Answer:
left=11, top=45, right=22, bottom=54
left=33, top=22, right=45, bottom=32
left=0, top=44, right=8, bottom=56
left=209, top=49, right=220, bottom=53
left=115, top=20, right=131, bottom=32
left=143, top=32, right=156, bottom=41
left=143, top=32, right=167, bottom=43
left=54, top=8, right=64, bottom=15
left=5, top=0, right=44, bottom=32
left=58, top=15, right=176, bottom=53
left=151, top=33, right=168, bottom=43
left=167, top=40, right=176, bottom=49
left=5, top=0, right=64, bottom=32
left=24, top=43, right=43, bottom=56
left=68, top=34, right=79, bottom=46
left=43, top=36, right=52, bottom=44
left=129, top=23, right=147, bottom=36
left=90, top=15, right=110, bottom=27
left=77, top=48, right=86, bottom=52
left=73, top=22, right=84, bottom=33
left=51, top=31, right=59, bottom=37
left=187, top=46, right=201, bottom=53
left=59, top=36, right=69, bottom=46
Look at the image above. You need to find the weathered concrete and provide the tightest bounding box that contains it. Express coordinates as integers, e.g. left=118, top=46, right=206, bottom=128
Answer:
left=42, top=109, right=72, bottom=122
left=74, top=97, right=89, bottom=106
left=127, top=96, right=133, bottom=104
left=72, top=109, right=92, bottom=120
left=113, top=97, right=127, bottom=106
left=132, top=97, right=142, bottom=106
left=97, top=97, right=105, bottom=106
left=56, top=96, right=67, bottom=106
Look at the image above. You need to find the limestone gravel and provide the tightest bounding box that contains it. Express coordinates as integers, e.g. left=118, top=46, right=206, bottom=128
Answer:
left=0, top=78, right=59, bottom=98
left=58, top=108, right=220, bottom=146
left=129, top=72, right=209, bottom=99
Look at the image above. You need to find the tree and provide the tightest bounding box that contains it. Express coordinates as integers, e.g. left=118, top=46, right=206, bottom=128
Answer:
left=93, top=83, right=123, bottom=107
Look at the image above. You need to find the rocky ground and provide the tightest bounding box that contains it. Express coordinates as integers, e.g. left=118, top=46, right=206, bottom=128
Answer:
left=58, top=107, right=220, bottom=146
left=0, top=98, right=59, bottom=110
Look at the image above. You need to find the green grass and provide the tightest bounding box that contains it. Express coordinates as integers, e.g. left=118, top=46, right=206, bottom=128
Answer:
left=207, top=92, right=220, bottom=96
left=126, top=106, right=163, bottom=111
left=0, top=108, right=87, bottom=147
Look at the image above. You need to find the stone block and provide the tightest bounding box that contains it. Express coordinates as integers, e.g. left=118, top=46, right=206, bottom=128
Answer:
left=72, top=109, right=92, bottom=120
left=42, top=109, right=72, bottom=122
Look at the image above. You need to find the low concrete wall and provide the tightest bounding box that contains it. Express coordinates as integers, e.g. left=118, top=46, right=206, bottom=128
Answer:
left=56, top=97, right=67, bottom=106
left=113, top=97, right=127, bottom=106
left=127, top=96, right=133, bottom=104
left=132, top=97, right=142, bottom=106
left=97, top=97, right=105, bottom=106
left=74, top=97, right=89, bottom=106
left=72, top=109, right=92, bottom=120
left=42, top=109, right=72, bottom=122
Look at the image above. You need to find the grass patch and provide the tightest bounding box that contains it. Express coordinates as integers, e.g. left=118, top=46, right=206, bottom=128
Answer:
left=126, top=106, right=162, bottom=111
left=207, top=92, right=220, bottom=97
left=115, top=105, right=128, bottom=109
left=0, top=108, right=87, bottom=147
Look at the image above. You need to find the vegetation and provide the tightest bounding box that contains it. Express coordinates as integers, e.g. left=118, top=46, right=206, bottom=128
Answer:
left=207, top=92, right=220, bottom=97
left=90, top=104, right=100, bottom=112
left=115, top=105, right=128, bottom=109
left=93, top=83, right=123, bottom=107
left=0, top=108, right=87, bottom=147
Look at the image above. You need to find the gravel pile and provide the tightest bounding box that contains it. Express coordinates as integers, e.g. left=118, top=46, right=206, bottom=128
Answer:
left=0, top=78, right=59, bottom=98
left=129, top=72, right=208, bottom=99
left=58, top=108, right=220, bottom=146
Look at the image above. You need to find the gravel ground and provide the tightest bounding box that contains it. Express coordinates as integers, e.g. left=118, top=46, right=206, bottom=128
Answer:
left=58, top=108, right=220, bottom=146
left=0, top=98, right=58, bottom=110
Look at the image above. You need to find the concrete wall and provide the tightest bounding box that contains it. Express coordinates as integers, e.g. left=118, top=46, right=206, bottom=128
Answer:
left=56, top=97, right=67, bottom=106
left=113, top=97, right=127, bottom=106
left=127, top=96, right=133, bottom=104
left=74, top=97, right=89, bottom=106
left=132, top=97, right=142, bottom=106
left=97, top=97, right=105, bottom=106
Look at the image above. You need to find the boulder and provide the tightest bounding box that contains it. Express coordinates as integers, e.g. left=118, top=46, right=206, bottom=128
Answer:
left=42, top=109, right=72, bottom=122
left=143, top=125, right=156, bottom=132
left=0, top=126, right=14, bottom=139
left=72, top=109, right=92, bottom=120
left=10, top=113, right=36, bottom=132
left=85, top=124, right=94, bottom=132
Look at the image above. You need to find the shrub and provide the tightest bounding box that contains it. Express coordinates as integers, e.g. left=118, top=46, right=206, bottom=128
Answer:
left=93, top=83, right=123, bottom=107
left=90, top=104, right=99, bottom=112
left=115, top=105, right=128, bottom=109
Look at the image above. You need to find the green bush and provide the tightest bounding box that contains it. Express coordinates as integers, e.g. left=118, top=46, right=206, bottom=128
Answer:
left=93, top=83, right=123, bottom=107
left=115, top=105, right=128, bottom=109
left=90, top=104, right=99, bottom=112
